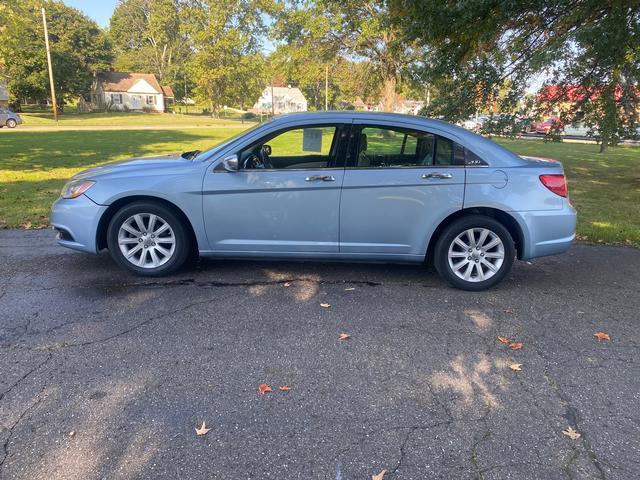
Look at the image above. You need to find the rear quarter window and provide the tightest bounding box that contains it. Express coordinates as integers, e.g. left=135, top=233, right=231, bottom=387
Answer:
left=465, top=148, right=488, bottom=166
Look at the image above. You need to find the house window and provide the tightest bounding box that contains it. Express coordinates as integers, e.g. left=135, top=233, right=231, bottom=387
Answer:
left=111, top=94, right=122, bottom=104
left=146, top=96, right=155, bottom=105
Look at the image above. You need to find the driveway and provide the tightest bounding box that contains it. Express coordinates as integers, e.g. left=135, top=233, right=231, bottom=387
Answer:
left=1, top=229, right=638, bottom=479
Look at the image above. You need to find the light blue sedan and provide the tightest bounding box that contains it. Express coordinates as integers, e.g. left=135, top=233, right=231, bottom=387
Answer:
left=51, top=112, right=576, bottom=290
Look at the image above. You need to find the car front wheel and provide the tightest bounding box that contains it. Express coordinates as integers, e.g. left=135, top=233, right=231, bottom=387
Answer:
left=6, top=119, right=17, bottom=128
left=434, top=215, right=515, bottom=291
left=106, top=202, right=190, bottom=276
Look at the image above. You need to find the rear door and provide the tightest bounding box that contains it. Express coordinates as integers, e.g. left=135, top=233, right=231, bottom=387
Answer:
left=340, top=122, right=465, bottom=256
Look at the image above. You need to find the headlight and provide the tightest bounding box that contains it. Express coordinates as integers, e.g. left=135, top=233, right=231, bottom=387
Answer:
left=61, top=180, right=96, bottom=199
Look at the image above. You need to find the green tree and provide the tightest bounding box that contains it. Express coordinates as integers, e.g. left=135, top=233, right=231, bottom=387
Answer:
left=1, top=0, right=112, bottom=110
left=391, top=0, right=640, bottom=151
left=272, top=0, right=421, bottom=111
left=183, top=0, right=274, bottom=115
left=109, top=0, right=189, bottom=85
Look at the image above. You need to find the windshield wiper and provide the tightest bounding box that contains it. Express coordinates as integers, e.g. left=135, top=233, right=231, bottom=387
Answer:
left=181, top=150, right=201, bottom=160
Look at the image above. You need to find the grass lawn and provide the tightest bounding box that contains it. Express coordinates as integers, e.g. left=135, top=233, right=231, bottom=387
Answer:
left=1, top=129, right=639, bottom=248
left=17, top=111, right=256, bottom=127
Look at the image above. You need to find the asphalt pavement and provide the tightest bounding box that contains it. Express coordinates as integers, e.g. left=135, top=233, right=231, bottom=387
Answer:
left=1, top=229, right=638, bottom=480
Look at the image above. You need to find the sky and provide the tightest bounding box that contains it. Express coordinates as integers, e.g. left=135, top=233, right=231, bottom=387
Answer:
left=62, top=0, right=118, bottom=28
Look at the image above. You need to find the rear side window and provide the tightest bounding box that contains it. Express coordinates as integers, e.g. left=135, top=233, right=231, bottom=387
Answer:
left=352, top=125, right=467, bottom=168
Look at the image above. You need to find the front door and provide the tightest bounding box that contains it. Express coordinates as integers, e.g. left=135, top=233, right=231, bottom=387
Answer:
left=340, top=123, right=465, bottom=256
left=202, top=124, right=348, bottom=253
left=131, top=95, right=141, bottom=110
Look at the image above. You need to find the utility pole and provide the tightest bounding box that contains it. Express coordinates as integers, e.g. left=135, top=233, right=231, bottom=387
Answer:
left=42, top=7, right=58, bottom=122
left=325, top=65, right=329, bottom=111
left=183, top=71, right=188, bottom=115
left=270, top=83, right=275, bottom=117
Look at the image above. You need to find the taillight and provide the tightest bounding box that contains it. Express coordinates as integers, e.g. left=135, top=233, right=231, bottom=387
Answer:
left=539, top=174, right=568, bottom=197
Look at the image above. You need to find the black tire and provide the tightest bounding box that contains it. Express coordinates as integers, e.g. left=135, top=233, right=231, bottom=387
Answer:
left=6, top=119, right=17, bottom=128
left=106, top=201, right=190, bottom=276
left=433, top=215, right=515, bottom=291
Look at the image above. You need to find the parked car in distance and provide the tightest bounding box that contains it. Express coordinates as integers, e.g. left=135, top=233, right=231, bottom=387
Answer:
left=51, top=112, right=576, bottom=291
left=535, top=117, right=560, bottom=134
left=0, top=108, right=22, bottom=128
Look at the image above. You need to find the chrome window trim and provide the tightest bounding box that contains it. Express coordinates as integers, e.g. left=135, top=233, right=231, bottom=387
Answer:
left=214, top=167, right=345, bottom=173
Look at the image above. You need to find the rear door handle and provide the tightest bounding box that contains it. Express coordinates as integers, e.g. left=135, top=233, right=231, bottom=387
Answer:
left=422, top=173, right=453, bottom=179
left=306, top=175, right=335, bottom=182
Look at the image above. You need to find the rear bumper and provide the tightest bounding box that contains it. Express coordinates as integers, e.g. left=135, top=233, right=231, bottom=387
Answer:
left=50, top=195, right=107, bottom=254
left=514, top=202, right=577, bottom=260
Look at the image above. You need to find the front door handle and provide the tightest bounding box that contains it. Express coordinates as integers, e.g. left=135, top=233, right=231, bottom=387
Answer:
left=422, top=173, right=453, bottom=179
left=306, top=175, right=336, bottom=182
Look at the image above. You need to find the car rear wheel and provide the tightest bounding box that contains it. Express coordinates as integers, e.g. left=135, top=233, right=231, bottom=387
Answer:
left=106, top=202, right=190, bottom=276
left=6, top=119, right=17, bottom=128
left=434, top=215, right=515, bottom=291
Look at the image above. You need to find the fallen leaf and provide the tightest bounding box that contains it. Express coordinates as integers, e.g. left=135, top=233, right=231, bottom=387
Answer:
left=594, top=332, right=610, bottom=341
left=339, top=333, right=351, bottom=341
left=509, top=342, right=523, bottom=350
left=320, top=303, right=331, bottom=308
left=258, top=383, right=272, bottom=395
left=372, top=470, right=386, bottom=480
left=345, top=287, right=356, bottom=291
left=497, top=336, right=510, bottom=344
left=279, top=385, right=291, bottom=392
left=509, top=363, right=522, bottom=371
left=283, top=282, right=291, bottom=287
left=195, top=421, right=210, bottom=436
left=562, top=427, right=581, bottom=440
left=68, top=431, right=76, bottom=437
left=504, top=308, right=515, bottom=314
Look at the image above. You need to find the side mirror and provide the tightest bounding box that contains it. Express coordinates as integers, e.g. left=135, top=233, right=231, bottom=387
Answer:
left=221, top=154, right=239, bottom=172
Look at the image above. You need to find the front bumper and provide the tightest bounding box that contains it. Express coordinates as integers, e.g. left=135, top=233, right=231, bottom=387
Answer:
left=50, top=195, right=108, bottom=254
left=515, top=201, right=577, bottom=260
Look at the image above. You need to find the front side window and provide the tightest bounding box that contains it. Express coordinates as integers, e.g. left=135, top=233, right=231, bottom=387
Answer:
left=146, top=95, right=155, bottom=105
left=111, top=94, right=122, bottom=104
left=239, top=125, right=340, bottom=170
left=353, top=126, right=465, bottom=168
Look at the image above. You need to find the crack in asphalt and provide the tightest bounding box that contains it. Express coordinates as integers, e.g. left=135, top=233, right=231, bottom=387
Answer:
left=0, top=385, right=47, bottom=470
left=388, top=428, right=413, bottom=476
left=0, top=276, right=445, bottom=296
left=0, top=352, right=52, bottom=402
left=0, top=296, right=220, bottom=354
left=543, top=370, right=607, bottom=480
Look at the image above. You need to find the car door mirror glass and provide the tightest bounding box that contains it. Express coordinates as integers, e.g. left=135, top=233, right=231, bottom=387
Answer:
left=221, top=154, right=239, bottom=172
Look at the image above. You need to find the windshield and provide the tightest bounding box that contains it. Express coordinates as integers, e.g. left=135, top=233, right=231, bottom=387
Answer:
left=194, top=121, right=270, bottom=160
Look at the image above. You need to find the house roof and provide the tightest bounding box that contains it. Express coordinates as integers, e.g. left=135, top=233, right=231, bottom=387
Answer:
left=538, top=84, right=629, bottom=102
left=96, top=72, right=163, bottom=94
left=161, top=85, right=174, bottom=98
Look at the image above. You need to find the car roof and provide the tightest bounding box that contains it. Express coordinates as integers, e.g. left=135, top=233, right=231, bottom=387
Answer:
left=270, top=111, right=526, bottom=167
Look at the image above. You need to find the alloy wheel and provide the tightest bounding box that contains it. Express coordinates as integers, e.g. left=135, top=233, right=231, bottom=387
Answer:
left=117, top=213, right=176, bottom=268
left=447, top=228, right=505, bottom=282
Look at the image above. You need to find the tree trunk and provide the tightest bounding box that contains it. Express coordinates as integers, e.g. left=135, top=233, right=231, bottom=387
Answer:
left=599, top=141, right=608, bottom=153
left=381, top=76, right=396, bottom=112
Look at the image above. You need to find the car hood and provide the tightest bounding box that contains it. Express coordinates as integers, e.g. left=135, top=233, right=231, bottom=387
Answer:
left=72, top=153, right=193, bottom=180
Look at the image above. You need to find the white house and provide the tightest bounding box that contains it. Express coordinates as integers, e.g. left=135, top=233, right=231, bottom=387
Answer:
left=92, top=72, right=174, bottom=112
left=0, top=80, right=8, bottom=108
left=253, top=86, right=307, bottom=114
